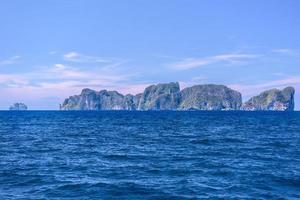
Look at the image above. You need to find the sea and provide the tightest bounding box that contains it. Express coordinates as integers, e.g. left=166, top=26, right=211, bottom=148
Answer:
left=0, top=111, right=299, bottom=199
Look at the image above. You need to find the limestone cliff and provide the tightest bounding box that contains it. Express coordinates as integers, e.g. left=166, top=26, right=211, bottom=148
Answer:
left=60, top=88, right=137, bottom=110
left=242, top=87, right=295, bottom=111
left=60, top=83, right=295, bottom=111
left=137, top=82, right=180, bottom=110
left=179, top=84, right=242, bottom=110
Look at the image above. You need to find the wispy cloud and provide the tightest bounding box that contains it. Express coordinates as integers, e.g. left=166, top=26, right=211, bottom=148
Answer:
left=179, top=76, right=207, bottom=89
left=0, top=61, right=148, bottom=109
left=49, top=51, right=58, bottom=55
left=0, top=74, right=29, bottom=87
left=229, top=76, right=300, bottom=98
left=0, top=56, right=21, bottom=66
left=271, top=48, right=299, bottom=57
left=63, top=51, right=108, bottom=63
left=0, top=61, right=136, bottom=92
left=272, top=48, right=294, bottom=54
left=49, top=63, right=90, bottom=79
left=169, top=53, right=260, bottom=70
left=0, top=50, right=139, bottom=107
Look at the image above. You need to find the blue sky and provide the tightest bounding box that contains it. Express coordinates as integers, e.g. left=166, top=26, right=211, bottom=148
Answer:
left=0, top=0, right=300, bottom=110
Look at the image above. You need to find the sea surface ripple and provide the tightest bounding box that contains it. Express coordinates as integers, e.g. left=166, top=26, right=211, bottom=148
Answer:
left=0, top=111, right=299, bottom=199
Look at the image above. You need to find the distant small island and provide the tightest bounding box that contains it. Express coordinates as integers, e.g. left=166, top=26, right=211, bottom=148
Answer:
left=9, top=103, right=28, bottom=111
left=60, top=82, right=295, bottom=111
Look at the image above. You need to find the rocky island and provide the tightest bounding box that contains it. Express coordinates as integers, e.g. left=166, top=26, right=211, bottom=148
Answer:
left=60, top=83, right=244, bottom=111
left=60, top=82, right=295, bottom=111
left=9, top=103, right=28, bottom=111
left=242, top=87, right=295, bottom=111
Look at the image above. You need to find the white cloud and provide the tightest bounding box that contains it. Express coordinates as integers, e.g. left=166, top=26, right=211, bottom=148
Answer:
left=272, top=48, right=295, bottom=54
left=49, top=63, right=90, bottom=79
left=54, top=63, right=67, bottom=70
left=272, top=72, right=285, bottom=76
left=272, top=48, right=294, bottom=54
left=0, top=74, right=29, bottom=87
left=0, top=60, right=141, bottom=109
left=179, top=76, right=207, bottom=89
left=63, top=51, right=108, bottom=63
left=169, top=53, right=260, bottom=70
left=229, top=76, right=300, bottom=97
left=49, top=51, right=58, bottom=55
left=0, top=61, right=136, bottom=91
left=0, top=56, right=20, bottom=66
left=271, top=48, right=300, bottom=57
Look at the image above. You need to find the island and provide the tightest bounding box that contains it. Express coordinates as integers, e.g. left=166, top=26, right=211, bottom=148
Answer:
left=9, top=103, right=28, bottom=111
left=60, top=82, right=295, bottom=111
left=242, top=87, right=295, bottom=111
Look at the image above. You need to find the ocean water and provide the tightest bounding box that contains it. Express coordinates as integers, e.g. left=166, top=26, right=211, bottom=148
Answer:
left=0, top=111, right=299, bottom=200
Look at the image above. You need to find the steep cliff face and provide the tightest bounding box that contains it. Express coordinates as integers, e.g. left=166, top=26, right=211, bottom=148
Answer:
left=60, top=83, right=295, bottom=111
left=60, top=88, right=137, bottom=110
left=9, top=103, right=28, bottom=111
left=137, top=82, right=180, bottom=110
left=179, top=84, right=242, bottom=110
left=60, top=82, right=181, bottom=111
left=242, top=87, right=295, bottom=111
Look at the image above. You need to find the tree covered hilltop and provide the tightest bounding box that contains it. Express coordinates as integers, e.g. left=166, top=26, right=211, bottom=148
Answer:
left=60, top=82, right=295, bottom=111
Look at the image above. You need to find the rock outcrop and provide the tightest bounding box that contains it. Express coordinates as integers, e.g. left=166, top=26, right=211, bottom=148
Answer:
left=60, top=88, right=138, bottom=110
left=60, top=82, right=245, bottom=111
left=242, top=87, right=295, bottom=111
left=179, top=84, right=242, bottom=110
left=137, top=82, right=180, bottom=110
left=9, top=103, right=28, bottom=111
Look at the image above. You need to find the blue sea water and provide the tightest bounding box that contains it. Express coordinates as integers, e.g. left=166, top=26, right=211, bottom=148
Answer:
left=0, top=111, right=299, bottom=200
